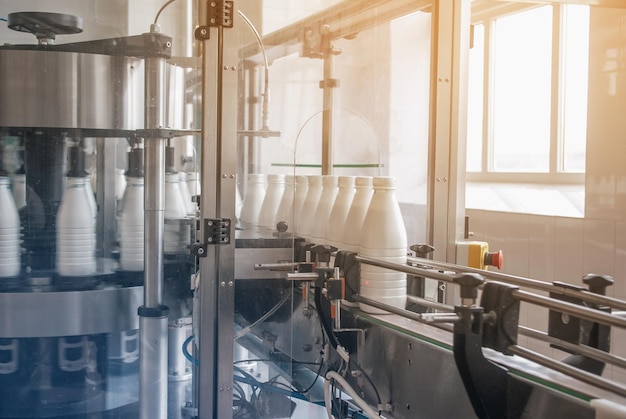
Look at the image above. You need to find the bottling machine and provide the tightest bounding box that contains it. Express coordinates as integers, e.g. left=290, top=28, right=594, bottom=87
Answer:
left=0, top=1, right=626, bottom=419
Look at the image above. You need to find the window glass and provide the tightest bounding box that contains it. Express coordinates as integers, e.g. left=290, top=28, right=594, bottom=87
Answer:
left=492, top=6, right=553, bottom=172
left=562, top=4, right=589, bottom=173
left=467, top=24, right=484, bottom=172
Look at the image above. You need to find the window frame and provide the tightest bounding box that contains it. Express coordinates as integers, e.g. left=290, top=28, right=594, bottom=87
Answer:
left=466, top=4, right=587, bottom=185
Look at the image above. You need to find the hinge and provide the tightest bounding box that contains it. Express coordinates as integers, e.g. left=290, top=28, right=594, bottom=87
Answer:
left=204, top=218, right=231, bottom=245
left=208, top=1, right=234, bottom=28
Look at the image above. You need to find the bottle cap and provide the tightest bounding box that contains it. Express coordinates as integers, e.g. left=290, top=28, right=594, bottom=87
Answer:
left=247, top=173, right=265, bottom=183
left=267, top=174, right=285, bottom=184
left=373, top=176, right=396, bottom=189
left=355, top=176, right=373, bottom=187
left=338, top=176, right=355, bottom=187
left=322, top=175, right=338, bottom=187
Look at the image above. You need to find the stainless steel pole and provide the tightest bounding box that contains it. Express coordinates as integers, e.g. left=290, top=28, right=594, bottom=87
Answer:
left=140, top=27, right=168, bottom=419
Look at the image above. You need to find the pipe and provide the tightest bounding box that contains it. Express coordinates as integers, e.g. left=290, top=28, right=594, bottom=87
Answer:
left=140, top=48, right=168, bottom=419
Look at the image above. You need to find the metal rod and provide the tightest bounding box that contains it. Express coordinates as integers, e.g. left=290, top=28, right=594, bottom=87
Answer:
left=408, top=256, right=626, bottom=311
left=406, top=295, right=455, bottom=312
left=518, top=326, right=626, bottom=371
left=508, top=345, right=626, bottom=398
left=513, top=290, right=626, bottom=330
left=140, top=49, right=168, bottom=419
left=356, top=255, right=455, bottom=283
left=354, top=295, right=459, bottom=324
left=321, top=46, right=335, bottom=175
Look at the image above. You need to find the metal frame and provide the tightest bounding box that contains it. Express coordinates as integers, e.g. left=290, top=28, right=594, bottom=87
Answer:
left=428, top=0, right=472, bottom=294
left=197, top=3, right=238, bottom=418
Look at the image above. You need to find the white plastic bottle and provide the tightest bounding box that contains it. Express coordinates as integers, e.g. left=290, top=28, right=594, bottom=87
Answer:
left=56, top=176, right=97, bottom=277
left=340, top=176, right=374, bottom=252
left=239, top=174, right=267, bottom=226
left=275, top=175, right=295, bottom=230
left=178, top=172, right=196, bottom=216
left=0, top=176, right=20, bottom=277
left=298, top=175, right=323, bottom=240
left=358, top=176, right=407, bottom=314
left=293, top=175, right=309, bottom=226
left=310, top=175, right=339, bottom=245
left=11, top=171, right=26, bottom=210
left=119, top=176, right=144, bottom=271
left=326, top=176, right=356, bottom=250
left=164, top=171, right=189, bottom=254
left=257, top=174, right=285, bottom=229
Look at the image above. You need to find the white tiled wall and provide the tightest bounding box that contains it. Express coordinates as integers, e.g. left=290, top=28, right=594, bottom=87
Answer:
left=466, top=209, right=626, bottom=382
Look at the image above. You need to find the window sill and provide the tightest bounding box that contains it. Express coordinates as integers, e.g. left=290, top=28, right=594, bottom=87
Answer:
left=465, top=181, right=584, bottom=218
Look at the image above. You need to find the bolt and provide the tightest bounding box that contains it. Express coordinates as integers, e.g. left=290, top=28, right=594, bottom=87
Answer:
left=227, top=386, right=231, bottom=391
left=230, top=174, right=235, bottom=179
left=436, top=177, right=441, bottom=182
left=197, top=248, right=205, bottom=255
left=222, top=174, right=227, bottom=178
left=211, top=1, right=216, bottom=6
left=220, top=281, right=226, bottom=287
left=166, top=41, right=172, bottom=48
left=231, top=66, right=237, bottom=71
left=228, top=281, right=234, bottom=287
left=210, top=18, right=216, bottom=24
left=219, top=386, right=224, bottom=391
left=223, top=65, right=229, bottom=71
left=443, top=177, right=448, bottom=182
left=200, top=28, right=207, bottom=36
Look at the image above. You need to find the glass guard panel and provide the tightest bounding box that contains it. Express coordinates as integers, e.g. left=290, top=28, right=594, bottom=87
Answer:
left=236, top=2, right=432, bottom=418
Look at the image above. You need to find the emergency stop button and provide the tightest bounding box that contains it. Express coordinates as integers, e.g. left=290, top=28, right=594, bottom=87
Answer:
left=484, top=250, right=503, bottom=270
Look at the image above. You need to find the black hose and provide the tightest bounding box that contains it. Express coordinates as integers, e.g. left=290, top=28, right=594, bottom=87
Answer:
left=314, top=285, right=340, bottom=350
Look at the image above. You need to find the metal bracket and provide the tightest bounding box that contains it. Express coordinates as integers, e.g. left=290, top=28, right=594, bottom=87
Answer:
left=202, top=218, right=231, bottom=245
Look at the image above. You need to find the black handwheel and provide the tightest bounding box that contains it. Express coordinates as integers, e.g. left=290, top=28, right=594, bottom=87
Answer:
left=8, top=12, right=83, bottom=43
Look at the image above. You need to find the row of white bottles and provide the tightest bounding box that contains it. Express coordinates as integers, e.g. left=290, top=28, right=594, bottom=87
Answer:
left=0, top=176, right=20, bottom=278
left=238, top=173, right=406, bottom=313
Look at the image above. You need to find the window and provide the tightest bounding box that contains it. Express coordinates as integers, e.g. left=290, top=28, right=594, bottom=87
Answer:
left=467, top=4, right=590, bottom=182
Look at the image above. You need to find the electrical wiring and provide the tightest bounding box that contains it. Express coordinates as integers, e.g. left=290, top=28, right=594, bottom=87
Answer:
left=233, top=358, right=323, bottom=367
left=153, top=0, right=177, bottom=25
left=324, top=371, right=380, bottom=419
left=234, top=291, right=291, bottom=340
left=182, top=334, right=199, bottom=366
